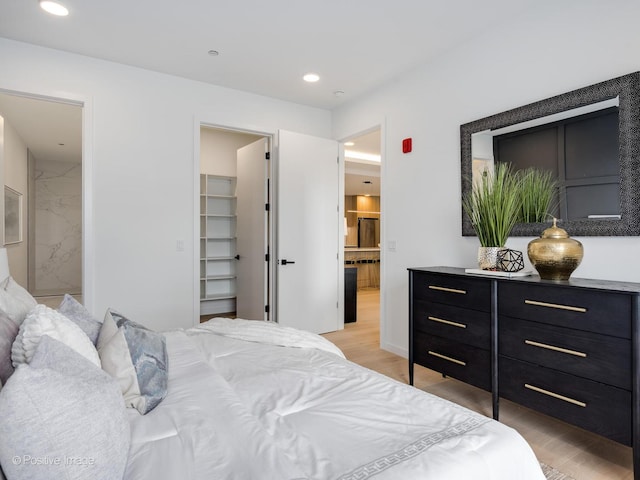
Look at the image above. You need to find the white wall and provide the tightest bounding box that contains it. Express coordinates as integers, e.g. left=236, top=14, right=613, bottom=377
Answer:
left=333, top=0, right=640, bottom=356
left=1, top=117, right=28, bottom=286
left=0, top=38, right=331, bottom=332
left=200, top=127, right=262, bottom=176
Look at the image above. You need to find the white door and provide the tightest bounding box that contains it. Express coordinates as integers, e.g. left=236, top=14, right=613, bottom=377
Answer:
left=236, top=138, right=268, bottom=320
left=276, top=130, right=340, bottom=334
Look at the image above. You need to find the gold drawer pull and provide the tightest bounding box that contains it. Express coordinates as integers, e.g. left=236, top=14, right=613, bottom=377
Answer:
left=524, top=299, right=587, bottom=313
left=524, top=383, right=587, bottom=408
left=429, top=285, right=467, bottom=295
left=428, top=316, right=467, bottom=329
left=428, top=351, right=466, bottom=366
left=525, top=340, right=587, bottom=358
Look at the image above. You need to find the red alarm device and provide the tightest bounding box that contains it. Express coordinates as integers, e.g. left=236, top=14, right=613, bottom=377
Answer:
left=402, top=138, right=412, bottom=153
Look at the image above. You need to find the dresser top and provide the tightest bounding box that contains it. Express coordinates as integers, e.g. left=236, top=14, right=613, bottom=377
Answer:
left=408, top=266, right=640, bottom=294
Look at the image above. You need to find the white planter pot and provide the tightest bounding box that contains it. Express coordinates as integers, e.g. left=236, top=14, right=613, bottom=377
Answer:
left=477, top=246, right=503, bottom=270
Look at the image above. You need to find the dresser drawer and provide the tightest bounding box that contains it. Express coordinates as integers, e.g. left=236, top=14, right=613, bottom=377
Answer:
left=411, top=271, right=491, bottom=312
left=499, top=357, right=631, bottom=445
left=414, top=333, right=490, bottom=391
left=414, top=300, right=490, bottom=349
left=499, top=316, right=631, bottom=390
left=499, top=282, right=631, bottom=338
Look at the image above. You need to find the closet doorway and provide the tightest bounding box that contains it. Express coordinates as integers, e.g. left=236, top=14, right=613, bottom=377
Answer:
left=0, top=92, right=82, bottom=305
left=199, top=125, right=270, bottom=321
left=343, top=129, right=381, bottom=339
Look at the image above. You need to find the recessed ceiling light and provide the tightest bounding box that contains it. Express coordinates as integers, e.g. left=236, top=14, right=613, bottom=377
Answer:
left=39, top=0, right=69, bottom=16
left=344, top=142, right=355, bottom=147
left=333, top=90, right=345, bottom=97
left=207, top=50, right=220, bottom=56
left=303, top=73, right=320, bottom=83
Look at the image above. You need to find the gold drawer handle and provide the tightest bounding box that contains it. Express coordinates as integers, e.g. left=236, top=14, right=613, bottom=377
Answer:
left=524, top=299, right=587, bottom=313
left=525, top=340, right=587, bottom=358
left=428, top=316, right=467, bottom=329
left=428, top=351, right=466, bottom=366
left=524, top=383, right=587, bottom=408
left=429, top=285, right=467, bottom=295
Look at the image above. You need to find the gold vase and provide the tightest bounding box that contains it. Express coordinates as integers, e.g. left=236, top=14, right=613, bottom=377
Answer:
left=527, top=218, right=583, bottom=280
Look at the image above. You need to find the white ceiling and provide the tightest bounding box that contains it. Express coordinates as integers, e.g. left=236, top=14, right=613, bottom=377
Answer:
left=345, top=130, right=380, bottom=196
left=0, top=92, right=82, bottom=164
left=0, top=0, right=540, bottom=110
left=0, top=0, right=540, bottom=166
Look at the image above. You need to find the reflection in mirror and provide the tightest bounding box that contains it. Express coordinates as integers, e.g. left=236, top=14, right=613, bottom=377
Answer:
left=472, top=98, right=620, bottom=221
left=461, top=72, right=640, bottom=236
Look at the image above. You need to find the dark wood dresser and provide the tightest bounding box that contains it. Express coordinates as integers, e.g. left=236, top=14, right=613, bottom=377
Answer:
left=408, top=266, right=640, bottom=479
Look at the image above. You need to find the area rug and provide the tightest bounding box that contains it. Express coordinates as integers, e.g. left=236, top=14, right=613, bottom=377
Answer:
left=541, top=463, right=575, bottom=480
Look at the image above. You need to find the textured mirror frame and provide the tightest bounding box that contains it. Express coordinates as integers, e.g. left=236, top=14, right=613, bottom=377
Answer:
left=461, top=71, right=640, bottom=237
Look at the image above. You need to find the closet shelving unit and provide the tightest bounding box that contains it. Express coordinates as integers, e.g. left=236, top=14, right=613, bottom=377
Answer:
left=200, top=174, right=237, bottom=315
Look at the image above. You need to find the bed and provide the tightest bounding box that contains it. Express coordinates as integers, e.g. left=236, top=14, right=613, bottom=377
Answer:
left=0, top=284, right=546, bottom=480
left=124, top=318, right=545, bottom=480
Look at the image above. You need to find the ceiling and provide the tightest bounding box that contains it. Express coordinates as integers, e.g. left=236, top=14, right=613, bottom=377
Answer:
left=0, top=1, right=540, bottom=167
left=345, top=130, right=381, bottom=196
left=0, top=0, right=540, bottom=110
left=0, top=92, right=82, bottom=164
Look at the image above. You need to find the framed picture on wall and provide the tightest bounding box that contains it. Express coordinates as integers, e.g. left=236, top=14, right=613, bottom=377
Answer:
left=4, top=186, right=22, bottom=245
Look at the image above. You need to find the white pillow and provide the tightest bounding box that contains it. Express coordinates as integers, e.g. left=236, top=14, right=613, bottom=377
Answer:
left=0, top=276, right=37, bottom=325
left=11, top=305, right=100, bottom=368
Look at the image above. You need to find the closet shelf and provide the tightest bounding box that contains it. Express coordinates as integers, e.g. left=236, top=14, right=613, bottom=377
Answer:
left=200, top=173, right=238, bottom=315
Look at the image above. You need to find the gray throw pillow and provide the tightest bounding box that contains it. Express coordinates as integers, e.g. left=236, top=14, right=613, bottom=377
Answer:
left=0, top=311, right=18, bottom=384
left=58, top=294, right=102, bottom=344
left=97, top=309, right=168, bottom=415
left=0, top=335, right=130, bottom=480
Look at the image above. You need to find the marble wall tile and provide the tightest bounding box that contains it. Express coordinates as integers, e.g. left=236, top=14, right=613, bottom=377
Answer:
left=34, top=159, right=82, bottom=294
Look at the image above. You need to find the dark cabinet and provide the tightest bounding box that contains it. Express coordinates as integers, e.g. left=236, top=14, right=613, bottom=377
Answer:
left=344, top=267, right=357, bottom=323
left=408, top=266, right=640, bottom=479
left=409, top=269, right=492, bottom=392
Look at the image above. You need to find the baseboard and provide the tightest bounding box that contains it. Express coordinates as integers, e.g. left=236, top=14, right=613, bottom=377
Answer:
left=380, top=340, right=407, bottom=358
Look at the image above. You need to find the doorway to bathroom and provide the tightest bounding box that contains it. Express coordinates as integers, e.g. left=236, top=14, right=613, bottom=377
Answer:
left=0, top=92, right=82, bottom=306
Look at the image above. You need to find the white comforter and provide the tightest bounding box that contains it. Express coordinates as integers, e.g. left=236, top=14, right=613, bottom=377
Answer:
left=125, top=319, right=545, bottom=480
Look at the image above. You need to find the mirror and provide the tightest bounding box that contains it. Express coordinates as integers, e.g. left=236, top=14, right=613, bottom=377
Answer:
left=461, top=71, right=640, bottom=236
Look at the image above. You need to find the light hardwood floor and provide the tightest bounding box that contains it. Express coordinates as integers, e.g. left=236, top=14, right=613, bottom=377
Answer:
left=323, top=288, right=634, bottom=480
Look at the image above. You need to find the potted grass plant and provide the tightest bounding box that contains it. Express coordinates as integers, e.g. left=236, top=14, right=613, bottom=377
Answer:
left=518, top=167, right=558, bottom=223
left=462, top=162, right=522, bottom=270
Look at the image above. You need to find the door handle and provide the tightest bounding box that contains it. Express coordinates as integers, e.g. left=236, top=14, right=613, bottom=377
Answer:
left=235, top=254, right=240, bottom=260
left=280, top=259, right=296, bottom=265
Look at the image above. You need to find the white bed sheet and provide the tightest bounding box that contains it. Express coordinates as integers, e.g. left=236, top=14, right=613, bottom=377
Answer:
left=126, top=320, right=546, bottom=480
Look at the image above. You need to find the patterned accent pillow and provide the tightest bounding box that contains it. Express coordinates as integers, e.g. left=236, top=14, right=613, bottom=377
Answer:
left=58, top=294, right=102, bottom=345
left=0, top=335, right=130, bottom=480
left=11, top=305, right=100, bottom=368
left=97, top=309, right=168, bottom=415
left=0, top=276, right=37, bottom=325
left=0, top=311, right=18, bottom=384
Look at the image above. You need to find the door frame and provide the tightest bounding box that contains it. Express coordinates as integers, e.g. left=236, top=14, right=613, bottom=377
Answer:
left=193, top=119, right=275, bottom=325
left=337, top=120, right=387, bottom=348
left=0, top=86, right=93, bottom=310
